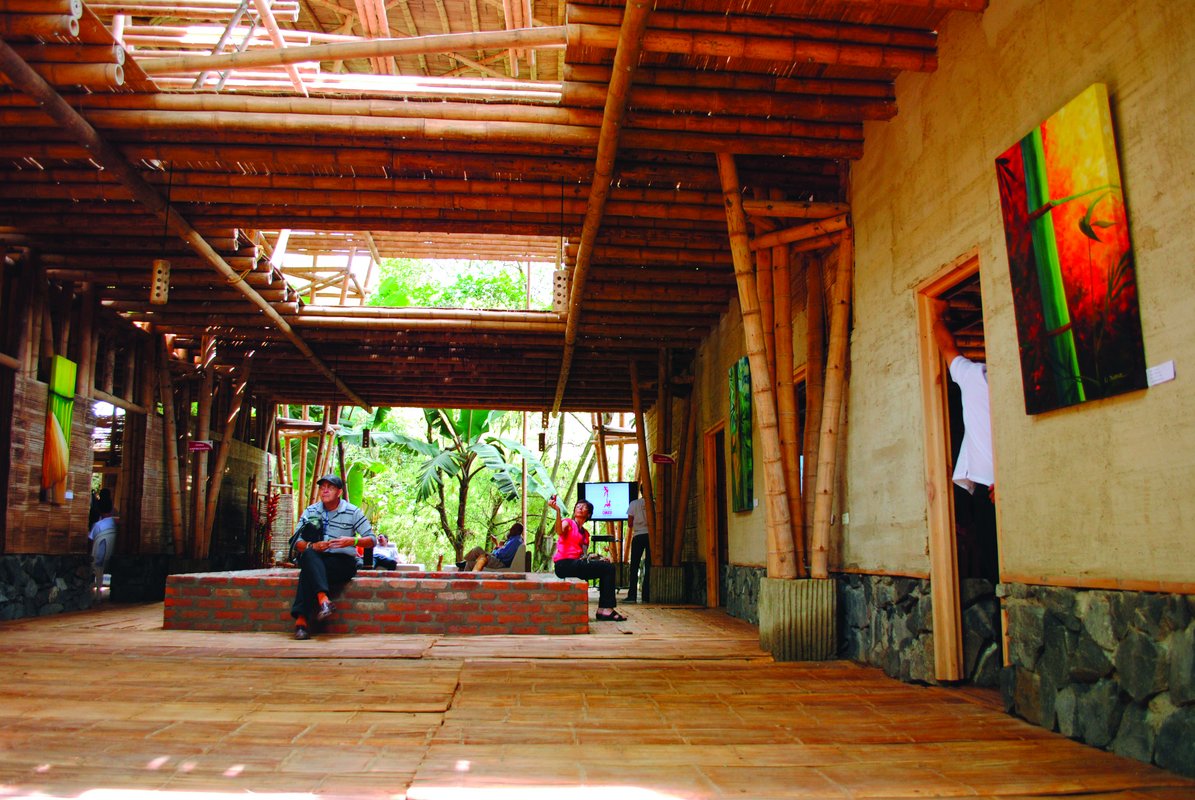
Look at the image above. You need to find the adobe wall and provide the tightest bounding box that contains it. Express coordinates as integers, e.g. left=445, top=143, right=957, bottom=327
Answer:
left=846, top=0, right=1195, bottom=584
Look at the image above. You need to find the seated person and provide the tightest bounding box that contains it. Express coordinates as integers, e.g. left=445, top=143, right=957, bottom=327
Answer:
left=548, top=496, right=625, bottom=622
left=289, top=474, right=374, bottom=641
left=88, top=495, right=117, bottom=602
left=459, top=522, right=524, bottom=571
left=372, top=533, right=401, bottom=570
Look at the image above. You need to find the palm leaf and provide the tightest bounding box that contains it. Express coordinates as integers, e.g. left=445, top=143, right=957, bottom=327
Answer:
left=491, top=435, right=557, bottom=498
left=469, top=441, right=521, bottom=499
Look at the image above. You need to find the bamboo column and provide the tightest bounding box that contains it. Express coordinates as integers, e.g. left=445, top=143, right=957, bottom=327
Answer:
left=717, top=152, right=796, bottom=579
left=308, top=404, right=331, bottom=504
left=810, top=230, right=854, bottom=578
left=74, top=285, right=94, bottom=398
left=670, top=395, right=697, bottom=567
left=190, top=339, right=215, bottom=557
left=201, top=362, right=252, bottom=551
left=755, top=240, right=776, bottom=389
left=297, top=405, right=309, bottom=506
left=802, top=252, right=826, bottom=557
left=628, top=359, right=658, bottom=562
left=155, top=340, right=186, bottom=555
left=655, top=347, right=668, bottom=563
left=773, top=225, right=805, bottom=576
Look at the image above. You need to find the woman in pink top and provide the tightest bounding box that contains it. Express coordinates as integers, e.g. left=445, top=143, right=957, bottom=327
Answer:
left=549, top=495, right=626, bottom=621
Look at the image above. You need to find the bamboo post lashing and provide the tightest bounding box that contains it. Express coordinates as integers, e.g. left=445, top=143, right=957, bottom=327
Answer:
left=802, top=252, right=827, bottom=559
left=810, top=230, right=853, bottom=579
left=628, top=359, right=658, bottom=565
left=670, top=395, right=697, bottom=567
left=717, top=152, right=797, bottom=579
left=772, top=212, right=805, bottom=576
left=0, top=40, right=369, bottom=411
left=201, top=361, right=252, bottom=551
left=553, top=0, right=653, bottom=411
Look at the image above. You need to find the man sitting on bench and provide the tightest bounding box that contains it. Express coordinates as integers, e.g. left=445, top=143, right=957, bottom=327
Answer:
left=459, top=522, right=524, bottom=571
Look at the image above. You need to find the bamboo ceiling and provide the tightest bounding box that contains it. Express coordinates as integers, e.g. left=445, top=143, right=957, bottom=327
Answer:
left=0, top=0, right=987, bottom=412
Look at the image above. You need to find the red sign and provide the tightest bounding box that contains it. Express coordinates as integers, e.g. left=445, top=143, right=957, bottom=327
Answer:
left=650, top=452, right=676, bottom=465
left=188, top=440, right=213, bottom=452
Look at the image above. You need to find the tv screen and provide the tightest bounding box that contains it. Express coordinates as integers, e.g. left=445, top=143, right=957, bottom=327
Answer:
left=577, top=481, right=638, bottom=521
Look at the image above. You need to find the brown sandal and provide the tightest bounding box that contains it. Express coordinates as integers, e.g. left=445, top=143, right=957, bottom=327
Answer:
left=595, top=610, right=627, bottom=622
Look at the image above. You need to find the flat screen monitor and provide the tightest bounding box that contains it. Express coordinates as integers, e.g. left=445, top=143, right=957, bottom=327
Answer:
left=577, top=481, right=638, bottom=521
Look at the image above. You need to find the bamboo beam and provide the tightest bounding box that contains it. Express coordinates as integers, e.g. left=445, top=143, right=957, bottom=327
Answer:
left=139, top=25, right=566, bottom=74
left=158, top=339, right=186, bottom=556
left=743, top=198, right=850, bottom=219
left=0, top=40, right=370, bottom=412
left=717, top=151, right=796, bottom=579
left=750, top=213, right=850, bottom=252
left=810, top=231, right=853, bottom=579
left=571, top=23, right=937, bottom=72
left=553, top=0, right=652, bottom=412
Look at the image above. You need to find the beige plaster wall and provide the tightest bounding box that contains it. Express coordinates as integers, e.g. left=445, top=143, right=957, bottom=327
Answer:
left=694, top=298, right=769, bottom=568
left=847, top=0, right=1195, bottom=584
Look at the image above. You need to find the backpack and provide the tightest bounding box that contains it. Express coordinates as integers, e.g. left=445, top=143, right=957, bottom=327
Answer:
left=286, top=516, right=323, bottom=563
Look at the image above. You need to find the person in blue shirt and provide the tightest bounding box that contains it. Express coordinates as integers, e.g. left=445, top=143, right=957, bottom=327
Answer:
left=289, top=474, right=374, bottom=640
left=459, top=522, right=524, bottom=571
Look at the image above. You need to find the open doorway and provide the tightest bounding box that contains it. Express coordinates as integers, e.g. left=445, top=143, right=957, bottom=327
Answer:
left=916, top=252, right=1002, bottom=686
left=702, top=421, right=729, bottom=607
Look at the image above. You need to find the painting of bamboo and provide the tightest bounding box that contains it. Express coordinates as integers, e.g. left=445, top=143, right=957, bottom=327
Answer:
left=728, top=355, right=753, bottom=512
left=41, top=355, right=77, bottom=504
left=995, top=83, right=1147, bottom=415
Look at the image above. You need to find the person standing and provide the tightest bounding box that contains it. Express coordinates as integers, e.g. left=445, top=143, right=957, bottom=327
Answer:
left=289, top=474, right=374, bottom=640
left=932, top=298, right=998, bottom=580
left=88, top=494, right=117, bottom=602
left=623, top=484, right=650, bottom=603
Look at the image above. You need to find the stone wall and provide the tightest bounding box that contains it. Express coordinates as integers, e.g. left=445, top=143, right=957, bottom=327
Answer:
left=722, top=563, right=765, bottom=624
left=838, top=573, right=1001, bottom=687
left=1001, top=583, right=1195, bottom=778
left=0, top=555, right=94, bottom=620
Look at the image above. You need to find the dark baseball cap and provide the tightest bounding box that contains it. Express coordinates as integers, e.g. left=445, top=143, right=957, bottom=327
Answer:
left=316, top=474, right=345, bottom=490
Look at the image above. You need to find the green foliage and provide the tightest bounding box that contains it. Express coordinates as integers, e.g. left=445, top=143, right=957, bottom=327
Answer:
left=367, top=257, right=548, bottom=310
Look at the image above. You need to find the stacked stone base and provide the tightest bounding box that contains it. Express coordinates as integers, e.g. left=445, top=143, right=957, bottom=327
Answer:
left=164, top=569, right=590, bottom=635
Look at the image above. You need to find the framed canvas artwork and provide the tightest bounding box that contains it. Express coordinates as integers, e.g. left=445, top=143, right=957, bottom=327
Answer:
left=728, top=356, right=753, bottom=512
left=995, top=83, right=1147, bottom=415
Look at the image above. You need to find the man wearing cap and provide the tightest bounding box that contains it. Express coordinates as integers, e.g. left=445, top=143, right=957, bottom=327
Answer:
left=289, top=474, right=375, bottom=640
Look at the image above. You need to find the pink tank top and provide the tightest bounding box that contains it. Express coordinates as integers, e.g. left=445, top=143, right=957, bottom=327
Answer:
left=552, top=517, right=589, bottom=561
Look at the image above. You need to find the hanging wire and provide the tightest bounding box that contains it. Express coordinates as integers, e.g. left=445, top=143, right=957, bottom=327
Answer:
left=160, top=161, right=174, bottom=254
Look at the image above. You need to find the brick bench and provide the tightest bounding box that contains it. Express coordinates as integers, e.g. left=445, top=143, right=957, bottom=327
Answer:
left=163, top=569, right=590, bottom=635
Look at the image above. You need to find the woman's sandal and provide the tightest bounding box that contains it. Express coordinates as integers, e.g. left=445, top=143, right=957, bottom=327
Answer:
left=595, top=610, right=627, bottom=622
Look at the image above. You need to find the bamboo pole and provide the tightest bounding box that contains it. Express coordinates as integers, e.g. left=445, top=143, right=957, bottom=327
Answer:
left=0, top=14, right=80, bottom=38
left=802, top=253, right=826, bottom=559
left=0, top=62, right=124, bottom=90
left=750, top=213, right=850, bottom=252
left=553, top=0, right=653, bottom=412
left=743, top=198, right=851, bottom=219
left=74, top=285, right=94, bottom=398
left=810, top=230, right=853, bottom=579
left=670, top=395, right=696, bottom=567
left=190, top=341, right=215, bottom=558
left=655, top=347, right=668, bottom=562
left=717, top=152, right=796, bottom=579
left=773, top=214, right=805, bottom=576
left=139, top=25, right=566, bottom=74
left=251, top=0, right=307, bottom=96
left=202, top=363, right=252, bottom=550
left=628, top=359, right=658, bottom=566
left=755, top=237, right=775, bottom=390
left=0, top=41, right=369, bottom=411
left=159, top=339, right=186, bottom=555
left=308, top=405, right=331, bottom=505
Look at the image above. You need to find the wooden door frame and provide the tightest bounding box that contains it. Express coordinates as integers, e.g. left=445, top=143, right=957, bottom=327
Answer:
left=702, top=419, right=726, bottom=607
left=915, top=248, right=980, bottom=682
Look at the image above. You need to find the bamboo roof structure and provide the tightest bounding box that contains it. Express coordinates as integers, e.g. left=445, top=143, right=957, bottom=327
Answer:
left=0, top=0, right=987, bottom=413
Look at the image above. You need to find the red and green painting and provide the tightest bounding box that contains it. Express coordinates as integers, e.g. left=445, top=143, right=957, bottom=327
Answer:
left=995, top=83, right=1146, bottom=415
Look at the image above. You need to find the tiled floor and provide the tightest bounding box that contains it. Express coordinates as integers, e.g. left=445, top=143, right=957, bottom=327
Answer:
left=0, top=599, right=1190, bottom=799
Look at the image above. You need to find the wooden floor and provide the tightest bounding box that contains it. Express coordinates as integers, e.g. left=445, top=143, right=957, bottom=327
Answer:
left=0, top=598, right=1190, bottom=799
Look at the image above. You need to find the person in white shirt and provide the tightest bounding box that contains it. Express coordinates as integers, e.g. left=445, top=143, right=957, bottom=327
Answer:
left=88, top=495, right=117, bottom=602
left=624, top=483, right=650, bottom=602
left=932, top=298, right=998, bottom=580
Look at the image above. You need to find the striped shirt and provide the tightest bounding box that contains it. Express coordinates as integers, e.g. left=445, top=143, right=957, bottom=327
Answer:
left=296, top=499, right=373, bottom=557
